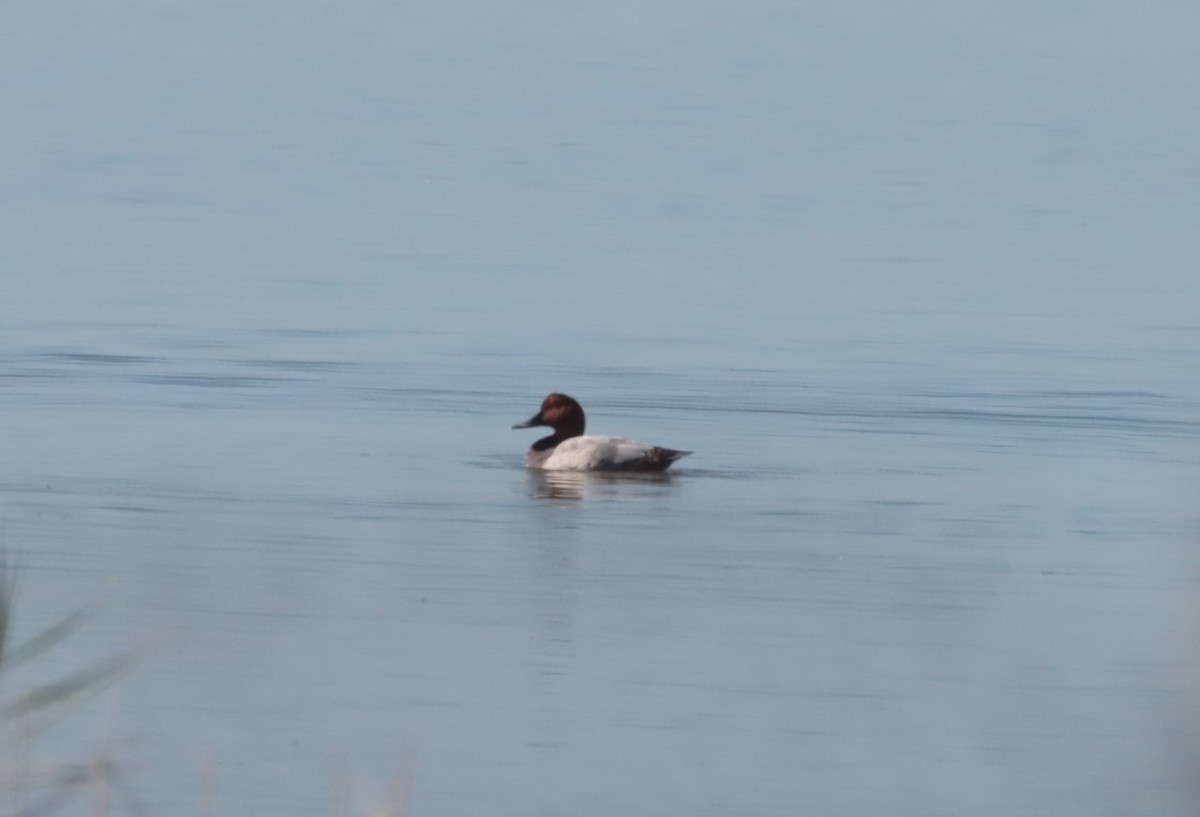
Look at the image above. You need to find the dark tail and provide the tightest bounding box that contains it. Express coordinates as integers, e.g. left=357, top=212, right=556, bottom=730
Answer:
left=637, top=447, right=691, bottom=472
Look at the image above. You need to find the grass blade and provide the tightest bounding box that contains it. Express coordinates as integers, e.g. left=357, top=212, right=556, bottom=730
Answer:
left=1, top=610, right=90, bottom=671
left=2, top=651, right=137, bottom=722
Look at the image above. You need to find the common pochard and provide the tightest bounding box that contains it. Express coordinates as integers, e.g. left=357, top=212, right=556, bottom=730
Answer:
left=512, top=393, right=691, bottom=471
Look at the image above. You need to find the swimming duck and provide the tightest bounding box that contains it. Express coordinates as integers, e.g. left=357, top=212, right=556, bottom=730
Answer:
left=512, top=393, right=691, bottom=472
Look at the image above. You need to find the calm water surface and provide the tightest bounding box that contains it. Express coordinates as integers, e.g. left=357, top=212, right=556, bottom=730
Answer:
left=3, top=2, right=1200, bottom=815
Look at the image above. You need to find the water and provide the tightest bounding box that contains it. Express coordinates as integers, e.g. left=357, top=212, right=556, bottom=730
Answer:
left=3, top=2, right=1200, bottom=815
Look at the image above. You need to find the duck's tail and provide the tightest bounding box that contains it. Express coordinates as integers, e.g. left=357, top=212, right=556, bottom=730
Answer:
left=637, top=447, right=691, bottom=472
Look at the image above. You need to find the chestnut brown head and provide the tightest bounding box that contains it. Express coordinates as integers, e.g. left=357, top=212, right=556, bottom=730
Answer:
left=512, top=393, right=586, bottom=440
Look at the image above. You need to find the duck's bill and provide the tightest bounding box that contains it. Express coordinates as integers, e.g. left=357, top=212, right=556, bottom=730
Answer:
left=512, top=413, right=543, bottom=430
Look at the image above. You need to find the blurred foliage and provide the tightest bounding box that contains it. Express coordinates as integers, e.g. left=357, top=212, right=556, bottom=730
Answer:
left=0, top=556, right=141, bottom=816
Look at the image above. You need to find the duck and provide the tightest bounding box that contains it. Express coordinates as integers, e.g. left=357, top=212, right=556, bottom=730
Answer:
left=512, top=393, right=691, bottom=472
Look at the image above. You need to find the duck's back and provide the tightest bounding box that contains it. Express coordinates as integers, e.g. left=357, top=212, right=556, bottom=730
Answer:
left=532, top=435, right=690, bottom=472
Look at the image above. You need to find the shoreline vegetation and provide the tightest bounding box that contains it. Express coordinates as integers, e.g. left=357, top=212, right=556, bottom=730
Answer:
left=0, top=560, right=413, bottom=816
left=0, top=557, right=141, bottom=817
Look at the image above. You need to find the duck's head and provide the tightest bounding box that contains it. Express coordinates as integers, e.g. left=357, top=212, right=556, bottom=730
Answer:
left=512, top=392, right=586, bottom=439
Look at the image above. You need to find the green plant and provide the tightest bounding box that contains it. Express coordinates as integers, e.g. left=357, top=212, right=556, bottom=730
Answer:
left=0, top=557, right=141, bottom=816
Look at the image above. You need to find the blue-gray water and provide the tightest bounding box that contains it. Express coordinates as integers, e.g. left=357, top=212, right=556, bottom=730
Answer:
left=3, top=2, right=1199, bottom=815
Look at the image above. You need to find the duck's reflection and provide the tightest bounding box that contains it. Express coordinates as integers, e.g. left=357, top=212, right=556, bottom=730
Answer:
left=526, top=469, right=678, bottom=500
